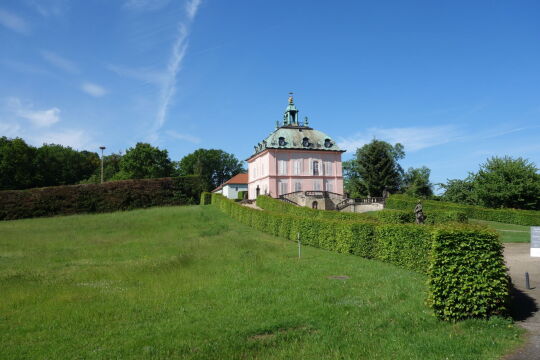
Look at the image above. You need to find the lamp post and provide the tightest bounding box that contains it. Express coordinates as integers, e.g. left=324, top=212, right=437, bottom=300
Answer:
left=99, top=146, right=106, bottom=184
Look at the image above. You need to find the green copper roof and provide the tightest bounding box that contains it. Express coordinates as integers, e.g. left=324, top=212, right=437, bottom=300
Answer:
left=251, top=95, right=345, bottom=156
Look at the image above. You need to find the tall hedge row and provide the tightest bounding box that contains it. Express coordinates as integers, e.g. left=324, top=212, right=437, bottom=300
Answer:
left=0, top=176, right=202, bottom=220
left=387, top=194, right=540, bottom=226
left=256, top=195, right=467, bottom=225
left=211, top=193, right=510, bottom=321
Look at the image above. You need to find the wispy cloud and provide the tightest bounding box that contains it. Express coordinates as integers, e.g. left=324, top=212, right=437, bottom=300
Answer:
left=30, top=129, right=94, bottom=149
left=26, top=0, right=69, bottom=17
left=1, top=97, right=95, bottom=149
left=165, top=129, right=200, bottom=144
left=107, top=64, right=166, bottom=86
left=6, top=97, right=60, bottom=127
left=123, top=0, right=171, bottom=11
left=149, top=0, right=202, bottom=142
left=338, top=125, right=461, bottom=153
left=81, top=82, right=108, bottom=97
left=0, top=8, right=30, bottom=34
left=185, top=0, right=202, bottom=20
left=41, top=50, right=79, bottom=74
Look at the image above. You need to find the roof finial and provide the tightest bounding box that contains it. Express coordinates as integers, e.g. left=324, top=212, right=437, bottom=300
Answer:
left=304, top=116, right=309, bottom=126
left=288, top=92, right=294, bottom=104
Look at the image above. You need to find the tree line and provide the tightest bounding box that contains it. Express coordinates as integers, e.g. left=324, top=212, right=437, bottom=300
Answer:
left=344, top=139, right=540, bottom=210
left=0, top=137, right=244, bottom=192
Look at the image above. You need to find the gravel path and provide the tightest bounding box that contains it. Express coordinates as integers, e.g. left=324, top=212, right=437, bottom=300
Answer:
left=503, top=243, right=540, bottom=360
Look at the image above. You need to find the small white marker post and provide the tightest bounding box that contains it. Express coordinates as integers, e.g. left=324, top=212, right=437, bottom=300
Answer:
left=297, top=232, right=301, bottom=259
left=531, top=227, right=540, bottom=257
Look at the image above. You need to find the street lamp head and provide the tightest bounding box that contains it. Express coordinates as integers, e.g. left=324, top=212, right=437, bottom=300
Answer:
left=99, top=146, right=106, bottom=150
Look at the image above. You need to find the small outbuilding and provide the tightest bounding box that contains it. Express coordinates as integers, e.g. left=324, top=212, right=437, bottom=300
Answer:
left=212, top=173, right=248, bottom=199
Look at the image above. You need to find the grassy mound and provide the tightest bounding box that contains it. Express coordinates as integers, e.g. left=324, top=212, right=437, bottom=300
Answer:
left=0, top=206, right=522, bottom=359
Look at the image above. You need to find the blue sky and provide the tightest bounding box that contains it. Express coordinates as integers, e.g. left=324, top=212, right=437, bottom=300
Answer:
left=1, top=0, right=539, bottom=188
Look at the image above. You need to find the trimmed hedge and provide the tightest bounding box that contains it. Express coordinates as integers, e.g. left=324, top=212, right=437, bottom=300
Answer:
left=212, top=193, right=510, bottom=321
left=237, top=191, right=247, bottom=200
left=0, top=176, right=202, bottom=220
left=257, top=195, right=467, bottom=225
left=428, top=225, right=510, bottom=320
left=200, top=192, right=212, bottom=205
left=387, top=194, right=540, bottom=226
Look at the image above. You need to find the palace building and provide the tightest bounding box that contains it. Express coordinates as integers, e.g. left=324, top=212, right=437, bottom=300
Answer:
left=246, top=95, right=345, bottom=206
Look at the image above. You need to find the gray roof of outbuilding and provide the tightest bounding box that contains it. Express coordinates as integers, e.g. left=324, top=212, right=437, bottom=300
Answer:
left=250, top=125, right=345, bottom=157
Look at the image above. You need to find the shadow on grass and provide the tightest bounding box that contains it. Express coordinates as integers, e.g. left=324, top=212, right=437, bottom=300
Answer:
left=510, top=286, right=538, bottom=321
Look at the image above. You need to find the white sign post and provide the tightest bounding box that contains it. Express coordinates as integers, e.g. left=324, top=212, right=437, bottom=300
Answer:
left=531, top=227, right=540, bottom=257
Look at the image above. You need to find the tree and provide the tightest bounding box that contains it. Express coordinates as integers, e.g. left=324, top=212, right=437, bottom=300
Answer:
left=117, top=143, right=174, bottom=179
left=0, top=137, right=36, bottom=190
left=351, top=140, right=404, bottom=197
left=82, top=153, right=123, bottom=184
left=177, top=149, right=244, bottom=191
left=402, top=166, right=433, bottom=198
left=439, top=176, right=478, bottom=205
left=473, top=156, right=540, bottom=210
left=342, top=159, right=367, bottom=198
left=34, top=144, right=99, bottom=187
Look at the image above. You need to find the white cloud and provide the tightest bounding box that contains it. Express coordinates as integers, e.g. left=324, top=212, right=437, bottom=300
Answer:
left=185, top=0, right=202, bottom=20
left=6, top=97, right=60, bottom=127
left=41, top=50, right=79, bottom=74
left=0, top=8, right=29, bottom=34
left=26, top=0, right=69, bottom=17
left=19, top=107, right=61, bottom=127
left=1, top=97, right=95, bottom=149
left=123, top=0, right=171, bottom=11
left=338, top=125, right=461, bottom=153
left=0, top=121, right=21, bottom=137
left=30, top=129, right=94, bottom=149
left=107, top=64, right=166, bottom=86
left=150, top=0, right=202, bottom=141
left=165, top=129, right=200, bottom=143
left=81, top=82, right=108, bottom=97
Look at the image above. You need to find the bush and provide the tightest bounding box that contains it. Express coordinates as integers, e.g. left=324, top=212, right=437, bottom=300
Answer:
left=0, top=176, right=202, bottom=220
left=200, top=192, right=212, bottom=205
left=428, top=225, right=510, bottom=321
left=212, top=193, right=510, bottom=321
left=387, top=194, right=540, bottom=226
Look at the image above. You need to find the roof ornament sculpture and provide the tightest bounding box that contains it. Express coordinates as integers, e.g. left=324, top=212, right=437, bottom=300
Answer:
left=288, top=92, right=294, bottom=104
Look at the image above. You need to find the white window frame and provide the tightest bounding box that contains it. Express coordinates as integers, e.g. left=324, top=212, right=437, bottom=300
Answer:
left=278, top=180, right=289, bottom=195
left=293, top=159, right=303, bottom=175
left=325, top=180, right=334, bottom=193
left=312, top=160, right=319, bottom=176
left=313, top=180, right=322, bottom=191
left=294, top=181, right=302, bottom=192
left=278, top=160, right=287, bottom=175
left=324, top=161, right=333, bottom=176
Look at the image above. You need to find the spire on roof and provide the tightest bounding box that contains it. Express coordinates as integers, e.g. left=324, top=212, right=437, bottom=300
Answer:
left=283, top=92, right=299, bottom=126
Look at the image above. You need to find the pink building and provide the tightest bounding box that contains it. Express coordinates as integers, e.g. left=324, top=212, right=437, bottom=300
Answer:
left=247, top=96, right=345, bottom=200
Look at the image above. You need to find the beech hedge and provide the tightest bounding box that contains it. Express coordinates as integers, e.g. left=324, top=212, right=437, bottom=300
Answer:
left=211, top=193, right=510, bottom=321
left=0, top=176, right=202, bottom=220
left=200, top=192, right=212, bottom=205
left=387, top=194, right=540, bottom=226
left=257, top=195, right=467, bottom=225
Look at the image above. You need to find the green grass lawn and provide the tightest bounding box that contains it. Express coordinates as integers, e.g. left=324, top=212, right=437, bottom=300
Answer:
left=469, top=219, right=531, bottom=243
left=0, top=206, right=522, bottom=359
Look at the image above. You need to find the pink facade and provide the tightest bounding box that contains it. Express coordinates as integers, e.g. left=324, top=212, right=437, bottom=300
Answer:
left=247, top=149, right=343, bottom=200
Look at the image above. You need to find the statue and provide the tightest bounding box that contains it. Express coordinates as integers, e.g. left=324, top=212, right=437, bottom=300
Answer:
left=414, top=201, right=425, bottom=224
left=382, top=187, right=390, bottom=199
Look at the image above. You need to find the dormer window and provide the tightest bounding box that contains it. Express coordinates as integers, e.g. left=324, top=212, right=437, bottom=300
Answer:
left=302, top=137, right=310, bottom=147
left=278, top=137, right=286, bottom=146
left=324, top=139, right=332, bottom=148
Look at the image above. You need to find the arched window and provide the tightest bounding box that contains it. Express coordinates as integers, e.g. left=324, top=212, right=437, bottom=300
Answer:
left=312, top=201, right=318, bottom=209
